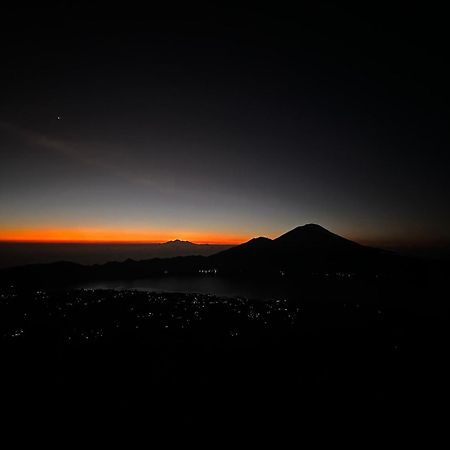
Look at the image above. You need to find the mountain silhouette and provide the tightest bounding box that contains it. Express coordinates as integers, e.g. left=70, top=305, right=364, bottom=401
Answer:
left=274, top=224, right=364, bottom=249
left=208, top=223, right=382, bottom=274
left=162, top=239, right=195, bottom=246
left=0, top=224, right=420, bottom=287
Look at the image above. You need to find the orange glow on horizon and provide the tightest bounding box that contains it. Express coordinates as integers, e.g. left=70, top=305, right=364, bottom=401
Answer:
left=0, top=227, right=248, bottom=245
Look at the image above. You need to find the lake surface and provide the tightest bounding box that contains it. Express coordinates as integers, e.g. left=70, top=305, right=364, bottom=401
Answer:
left=77, top=276, right=291, bottom=301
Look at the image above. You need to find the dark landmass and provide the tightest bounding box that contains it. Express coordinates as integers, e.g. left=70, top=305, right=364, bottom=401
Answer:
left=1, top=224, right=441, bottom=288
left=1, top=283, right=448, bottom=429
left=1, top=225, right=449, bottom=430
left=0, top=240, right=232, bottom=269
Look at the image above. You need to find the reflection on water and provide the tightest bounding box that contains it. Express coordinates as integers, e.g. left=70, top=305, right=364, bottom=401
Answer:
left=77, top=276, right=290, bottom=301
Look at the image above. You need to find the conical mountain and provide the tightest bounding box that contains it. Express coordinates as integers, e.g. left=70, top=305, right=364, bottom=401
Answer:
left=274, top=224, right=367, bottom=252
left=209, top=224, right=379, bottom=273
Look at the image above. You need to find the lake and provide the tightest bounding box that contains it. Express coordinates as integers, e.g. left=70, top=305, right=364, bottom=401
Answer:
left=77, top=275, right=293, bottom=301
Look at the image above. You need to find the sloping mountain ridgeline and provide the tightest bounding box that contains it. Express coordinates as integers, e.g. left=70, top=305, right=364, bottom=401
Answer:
left=0, top=224, right=429, bottom=287
left=209, top=224, right=385, bottom=274
left=0, top=240, right=233, bottom=268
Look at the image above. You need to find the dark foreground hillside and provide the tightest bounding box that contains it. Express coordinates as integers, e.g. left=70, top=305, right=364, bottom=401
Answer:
left=1, top=279, right=448, bottom=432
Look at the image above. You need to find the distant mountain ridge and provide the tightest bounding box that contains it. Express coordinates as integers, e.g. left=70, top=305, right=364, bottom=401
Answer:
left=161, top=239, right=220, bottom=248
left=0, top=240, right=233, bottom=269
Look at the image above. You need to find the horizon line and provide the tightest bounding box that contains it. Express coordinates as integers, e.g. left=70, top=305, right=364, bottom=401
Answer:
left=0, top=227, right=249, bottom=245
left=0, top=239, right=241, bottom=245
left=1, top=226, right=448, bottom=248
left=1, top=238, right=447, bottom=249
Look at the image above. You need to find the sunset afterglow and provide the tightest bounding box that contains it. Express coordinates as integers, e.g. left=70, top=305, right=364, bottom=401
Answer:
left=1, top=3, right=448, bottom=427
left=0, top=227, right=249, bottom=245
left=1, top=4, right=449, bottom=255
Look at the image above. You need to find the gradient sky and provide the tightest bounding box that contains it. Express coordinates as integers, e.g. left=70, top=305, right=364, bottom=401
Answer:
left=1, top=4, right=449, bottom=246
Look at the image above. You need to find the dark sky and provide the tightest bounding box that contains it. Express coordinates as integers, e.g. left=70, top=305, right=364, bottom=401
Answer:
left=1, top=3, right=449, bottom=246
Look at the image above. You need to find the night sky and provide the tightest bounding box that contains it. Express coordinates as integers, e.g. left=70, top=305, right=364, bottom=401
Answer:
left=1, top=4, right=449, bottom=248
